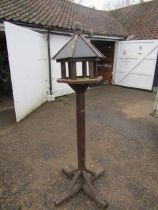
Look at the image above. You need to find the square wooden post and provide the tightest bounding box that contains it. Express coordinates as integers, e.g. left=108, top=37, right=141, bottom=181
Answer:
left=68, top=62, right=77, bottom=79
left=61, top=62, right=66, bottom=79
left=82, top=61, right=87, bottom=77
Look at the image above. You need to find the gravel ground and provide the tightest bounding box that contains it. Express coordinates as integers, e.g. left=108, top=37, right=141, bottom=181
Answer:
left=0, top=85, right=158, bottom=210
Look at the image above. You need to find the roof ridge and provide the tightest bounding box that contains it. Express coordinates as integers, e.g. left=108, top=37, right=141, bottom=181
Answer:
left=52, top=35, right=74, bottom=59
left=72, top=33, right=78, bottom=58
left=79, top=34, right=105, bottom=57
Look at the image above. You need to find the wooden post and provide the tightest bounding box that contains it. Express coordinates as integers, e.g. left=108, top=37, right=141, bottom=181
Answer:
left=89, top=62, right=95, bottom=79
left=68, top=62, right=71, bottom=78
left=61, top=62, right=66, bottom=79
left=93, top=61, right=98, bottom=78
left=68, top=62, right=77, bottom=79
left=82, top=61, right=87, bottom=77
left=76, top=86, right=86, bottom=170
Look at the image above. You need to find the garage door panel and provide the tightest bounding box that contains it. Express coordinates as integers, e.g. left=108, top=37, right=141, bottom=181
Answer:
left=131, top=59, right=157, bottom=75
left=5, top=22, right=49, bottom=122
left=119, top=74, right=153, bottom=90
left=114, top=40, right=158, bottom=90
left=114, top=72, right=124, bottom=83
left=118, top=58, right=137, bottom=70
left=119, top=42, right=156, bottom=56
left=148, top=48, right=158, bottom=59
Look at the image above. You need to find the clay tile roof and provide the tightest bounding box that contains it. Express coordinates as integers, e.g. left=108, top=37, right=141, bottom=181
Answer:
left=110, top=0, right=158, bottom=40
left=0, top=0, right=127, bottom=37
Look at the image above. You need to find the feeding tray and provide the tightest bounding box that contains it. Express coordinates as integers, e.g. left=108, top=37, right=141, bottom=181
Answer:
left=57, top=76, right=103, bottom=84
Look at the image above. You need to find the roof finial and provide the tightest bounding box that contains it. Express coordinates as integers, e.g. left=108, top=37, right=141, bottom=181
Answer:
left=73, top=22, right=82, bottom=34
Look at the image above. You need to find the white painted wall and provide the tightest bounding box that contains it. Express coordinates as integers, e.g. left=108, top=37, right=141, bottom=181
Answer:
left=113, top=40, right=158, bottom=90
left=5, top=22, right=49, bottom=122
left=50, top=34, right=83, bottom=97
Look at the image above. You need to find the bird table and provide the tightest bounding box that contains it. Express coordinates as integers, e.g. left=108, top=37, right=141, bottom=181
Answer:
left=52, top=24, right=108, bottom=208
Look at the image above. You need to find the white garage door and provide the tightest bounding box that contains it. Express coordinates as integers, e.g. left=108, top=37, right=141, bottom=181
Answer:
left=5, top=22, right=49, bottom=122
left=113, top=40, right=158, bottom=90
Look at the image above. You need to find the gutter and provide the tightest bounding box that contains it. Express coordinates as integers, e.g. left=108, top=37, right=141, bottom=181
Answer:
left=0, top=20, right=126, bottom=40
left=89, top=36, right=124, bottom=41
left=47, top=29, right=53, bottom=95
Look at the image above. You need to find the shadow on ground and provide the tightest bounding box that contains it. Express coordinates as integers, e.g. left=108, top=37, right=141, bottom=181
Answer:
left=0, top=86, right=158, bottom=210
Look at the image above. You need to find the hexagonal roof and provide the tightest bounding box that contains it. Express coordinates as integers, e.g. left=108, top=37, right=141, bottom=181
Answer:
left=53, top=33, right=105, bottom=61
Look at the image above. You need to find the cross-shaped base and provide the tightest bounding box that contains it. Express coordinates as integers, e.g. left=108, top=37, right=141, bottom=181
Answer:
left=54, top=166, right=108, bottom=208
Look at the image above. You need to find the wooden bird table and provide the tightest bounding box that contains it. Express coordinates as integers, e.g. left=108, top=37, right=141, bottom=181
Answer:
left=54, top=77, right=108, bottom=208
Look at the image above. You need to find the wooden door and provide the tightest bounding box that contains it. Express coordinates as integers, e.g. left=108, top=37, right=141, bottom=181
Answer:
left=5, top=22, right=49, bottom=122
left=114, top=40, right=158, bottom=90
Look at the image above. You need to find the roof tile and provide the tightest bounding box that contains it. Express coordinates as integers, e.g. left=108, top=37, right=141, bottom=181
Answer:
left=110, top=0, right=158, bottom=39
left=0, top=0, right=127, bottom=37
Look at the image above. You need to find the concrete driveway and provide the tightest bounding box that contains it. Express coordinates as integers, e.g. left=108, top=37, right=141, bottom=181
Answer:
left=0, top=86, right=158, bottom=210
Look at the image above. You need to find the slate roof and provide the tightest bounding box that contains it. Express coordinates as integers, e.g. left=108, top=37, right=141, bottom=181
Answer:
left=53, top=32, right=104, bottom=61
left=110, top=0, right=158, bottom=40
left=0, top=0, right=127, bottom=37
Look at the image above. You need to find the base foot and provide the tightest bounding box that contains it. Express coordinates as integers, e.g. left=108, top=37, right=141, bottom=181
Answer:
left=62, top=165, right=78, bottom=178
left=54, top=166, right=108, bottom=208
left=54, top=183, right=81, bottom=206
